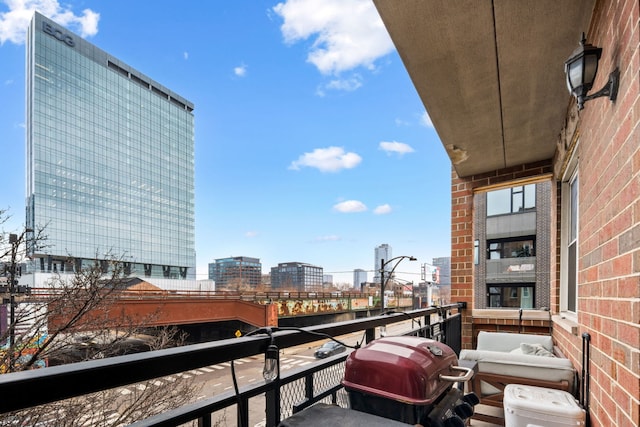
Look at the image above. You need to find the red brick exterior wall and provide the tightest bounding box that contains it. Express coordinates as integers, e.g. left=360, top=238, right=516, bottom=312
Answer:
left=451, top=1, right=639, bottom=424
left=451, top=162, right=553, bottom=349
left=555, top=1, right=639, bottom=425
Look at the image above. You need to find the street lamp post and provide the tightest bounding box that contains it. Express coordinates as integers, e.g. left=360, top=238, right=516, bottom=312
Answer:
left=380, top=255, right=417, bottom=313
left=8, top=233, right=18, bottom=371
left=6, top=228, right=33, bottom=371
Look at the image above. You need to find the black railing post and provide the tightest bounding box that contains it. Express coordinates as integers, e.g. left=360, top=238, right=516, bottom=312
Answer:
left=443, top=313, right=462, bottom=355
left=581, top=332, right=591, bottom=427
left=365, top=327, right=375, bottom=343
left=237, top=395, right=249, bottom=427
left=198, top=414, right=212, bottom=427
left=265, top=378, right=281, bottom=427
left=304, top=371, right=314, bottom=403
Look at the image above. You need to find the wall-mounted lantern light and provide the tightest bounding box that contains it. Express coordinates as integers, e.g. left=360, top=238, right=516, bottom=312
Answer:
left=564, top=33, right=619, bottom=110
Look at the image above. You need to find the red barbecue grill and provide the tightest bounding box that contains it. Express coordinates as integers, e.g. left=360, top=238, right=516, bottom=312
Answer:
left=342, top=336, right=478, bottom=426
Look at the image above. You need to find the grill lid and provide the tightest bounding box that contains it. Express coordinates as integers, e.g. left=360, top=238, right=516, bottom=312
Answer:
left=342, top=336, right=460, bottom=404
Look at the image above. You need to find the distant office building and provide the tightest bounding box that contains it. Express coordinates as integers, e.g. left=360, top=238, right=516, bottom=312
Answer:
left=374, top=243, right=392, bottom=284
left=208, top=257, right=262, bottom=290
left=323, top=275, right=333, bottom=287
left=25, top=12, right=195, bottom=279
left=261, top=274, right=271, bottom=288
left=353, top=269, right=367, bottom=290
left=270, top=262, right=323, bottom=291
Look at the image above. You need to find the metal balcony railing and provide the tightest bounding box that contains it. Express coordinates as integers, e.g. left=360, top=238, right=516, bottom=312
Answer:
left=485, top=256, right=536, bottom=282
left=0, top=304, right=464, bottom=427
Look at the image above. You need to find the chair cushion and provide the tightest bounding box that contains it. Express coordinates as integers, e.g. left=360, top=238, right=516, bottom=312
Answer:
left=520, top=342, right=555, bottom=357
left=475, top=331, right=554, bottom=353
left=460, top=349, right=575, bottom=387
left=461, top=332, right=576, bottom=399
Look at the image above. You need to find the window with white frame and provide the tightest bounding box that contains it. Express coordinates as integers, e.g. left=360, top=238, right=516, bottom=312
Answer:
left=561, top=154, right=579, bottom=314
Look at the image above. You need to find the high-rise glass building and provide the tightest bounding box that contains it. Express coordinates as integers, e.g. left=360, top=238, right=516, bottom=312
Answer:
left=270, top=262, right=323, bottom=291
left=208, top=257, right=262, bottom=289
left=353, top=269, right=367, bottom=290
left=25, top=12, right=195, bottom=279
left=373, top=243, right=392, bottom=284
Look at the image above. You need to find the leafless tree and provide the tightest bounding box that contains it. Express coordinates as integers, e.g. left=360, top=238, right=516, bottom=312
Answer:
left=1, top=210, right=202, bottom=426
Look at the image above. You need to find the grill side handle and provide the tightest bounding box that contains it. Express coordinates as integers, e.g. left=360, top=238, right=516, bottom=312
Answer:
left=439, top=365, right=474, bottom=383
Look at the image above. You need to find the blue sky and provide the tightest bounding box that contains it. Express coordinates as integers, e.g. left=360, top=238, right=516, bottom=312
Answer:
left=0, top=0, right=452, bottom=285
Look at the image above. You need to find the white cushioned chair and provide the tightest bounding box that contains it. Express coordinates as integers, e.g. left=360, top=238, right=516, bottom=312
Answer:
left=459, top=331, right=577, bottom=425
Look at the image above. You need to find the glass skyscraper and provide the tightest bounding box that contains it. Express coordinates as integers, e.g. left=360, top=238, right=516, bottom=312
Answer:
left=374, top=243, right=392, bottom=284
left=25, top=12, right=195, bottom=279
left=270, top=262, right=323, bottom=291
left=208, top=257, right=263, bottom=289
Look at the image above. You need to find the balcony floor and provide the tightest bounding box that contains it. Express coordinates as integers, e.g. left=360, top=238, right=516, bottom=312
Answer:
left=469, top=404, right=504, bottom=427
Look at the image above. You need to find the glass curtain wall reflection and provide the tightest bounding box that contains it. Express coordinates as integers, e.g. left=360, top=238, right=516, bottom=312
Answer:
left=26, top=12, right=195, bottom=278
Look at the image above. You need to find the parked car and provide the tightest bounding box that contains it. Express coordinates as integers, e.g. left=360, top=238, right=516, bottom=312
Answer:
left=314, top=341, right=346, bottom=359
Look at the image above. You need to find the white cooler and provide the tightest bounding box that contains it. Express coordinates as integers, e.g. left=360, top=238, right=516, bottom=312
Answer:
left=503, top=384, right=586, bottom=427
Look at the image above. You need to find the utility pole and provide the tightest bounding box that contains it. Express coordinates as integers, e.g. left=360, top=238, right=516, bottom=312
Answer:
left=7, top=233, right=18, bottom=371
left=380, top=255, right=417, bottom=314
left=6, top=229, right=32, bottom=372
left=380, top=258, right=385, bottom=314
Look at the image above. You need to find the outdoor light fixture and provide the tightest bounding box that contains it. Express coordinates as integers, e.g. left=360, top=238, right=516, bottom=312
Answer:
left=262, top=333, right=279, bottom=382
left=564, top=33, right=619, bottom=110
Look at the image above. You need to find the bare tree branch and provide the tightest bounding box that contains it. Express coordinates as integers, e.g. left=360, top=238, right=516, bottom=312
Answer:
left=1, top=210, right=201, bottom=425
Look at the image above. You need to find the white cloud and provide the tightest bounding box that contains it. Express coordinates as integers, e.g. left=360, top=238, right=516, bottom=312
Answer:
left=379, top=141, right=415, bottom=156
left=420, top=111, right=434, bottom=128
left=373, top=204, right=392, bottom=215
left=316, top=75, right=362, bottom=96
left=289, top=146, right=362, bottom=172
left=234, top=64, right=247, bottom=77
left=245, top=231, right=259, bottom=238
left=333, top=200, right=367, bottom=213
left=273, top=0, right=394, bottom=75
left=183, top=51, right=189, bottom=60
left=0, top=0, right=100, bottom=45
left=314, top=235, right=341, bottom=242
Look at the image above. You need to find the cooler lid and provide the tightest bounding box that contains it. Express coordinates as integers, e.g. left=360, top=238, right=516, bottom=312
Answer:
left=504, top=384, right=586, bottom=418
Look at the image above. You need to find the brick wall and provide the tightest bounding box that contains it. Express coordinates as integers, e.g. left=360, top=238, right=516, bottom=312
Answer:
left=549, top=1, right=640, bottom=425
left=451, top=162, right=553, bottom=349
left=451, top=168, right=475, bottom=348
left=451, top=2, right=639, bottom=424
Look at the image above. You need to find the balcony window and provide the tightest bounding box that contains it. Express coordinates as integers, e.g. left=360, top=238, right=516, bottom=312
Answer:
left=487, top=237, right=535, bottom=259
left=487, top=184, right=536, bottom=216
left=487, top=284, right=534, bottom=308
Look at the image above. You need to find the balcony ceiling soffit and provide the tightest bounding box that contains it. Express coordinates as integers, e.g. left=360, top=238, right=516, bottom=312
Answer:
left=374, top=0, right=595, bottom=177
